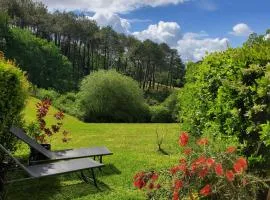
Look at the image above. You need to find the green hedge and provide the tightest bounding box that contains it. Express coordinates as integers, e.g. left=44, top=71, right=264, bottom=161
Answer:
left=179, top=38, right=270, bottom=169
left=0, top=53, right=28, bottom=160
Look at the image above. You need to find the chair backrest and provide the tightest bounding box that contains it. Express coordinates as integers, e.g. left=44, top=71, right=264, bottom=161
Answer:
left=0, top=144, right=34, bottom=177
left=10, top=127, right=53, bottom=159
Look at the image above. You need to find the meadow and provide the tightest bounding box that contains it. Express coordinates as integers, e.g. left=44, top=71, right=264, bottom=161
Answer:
left=6, top=97, right=181, bottom=200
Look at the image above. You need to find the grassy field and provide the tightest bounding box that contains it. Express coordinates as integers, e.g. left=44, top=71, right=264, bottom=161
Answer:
left=6, top=97, right=181, bottom=200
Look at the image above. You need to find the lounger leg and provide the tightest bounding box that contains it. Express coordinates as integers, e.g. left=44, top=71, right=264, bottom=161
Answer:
left=90, top=169, right=98, bottom=189
left=80, top=171, right=89, bottom=183
left=99, top=156, right=103, bottom=164
left=93, top=156, right=96, bottom=161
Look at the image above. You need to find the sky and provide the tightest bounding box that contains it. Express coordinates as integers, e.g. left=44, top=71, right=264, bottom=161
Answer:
left=40, top=0, right=270, bottom=62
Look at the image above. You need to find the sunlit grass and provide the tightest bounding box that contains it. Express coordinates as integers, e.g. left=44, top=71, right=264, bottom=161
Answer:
left=6, top=97, right=181, bottom=200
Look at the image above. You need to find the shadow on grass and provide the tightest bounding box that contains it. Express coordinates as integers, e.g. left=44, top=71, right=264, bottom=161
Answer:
left=157, top=148, right=169, bottom=155
left=5, top=171, right=111, bottom=200
left=98, top=164, right=121, bottom=176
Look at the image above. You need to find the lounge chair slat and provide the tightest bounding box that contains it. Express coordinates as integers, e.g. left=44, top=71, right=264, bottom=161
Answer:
left=27, top=158, right=103, bottom=177
left=52, top=147, right=112, bottom=160
left=10, top=127, right=113, bottom=162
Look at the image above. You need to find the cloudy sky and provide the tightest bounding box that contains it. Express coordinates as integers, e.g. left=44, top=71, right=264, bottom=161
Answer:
left=40, top=0, right=270, bottom=62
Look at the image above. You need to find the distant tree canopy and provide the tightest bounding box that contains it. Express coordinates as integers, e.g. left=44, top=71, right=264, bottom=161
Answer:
left=0, top=0, right=185, bottom=91
left=179, top=32, right=270, bottom=169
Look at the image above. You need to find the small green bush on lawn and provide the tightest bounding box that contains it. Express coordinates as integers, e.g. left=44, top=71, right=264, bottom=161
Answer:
left=78, top=70, right=150, bottom=122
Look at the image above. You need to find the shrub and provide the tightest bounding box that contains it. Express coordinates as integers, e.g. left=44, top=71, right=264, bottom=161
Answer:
left=179, top=38, right=270, bottom=170
left=35, top=88, right=60, bottom=102
left=54, top=92, right=80, bottom=117
left=0, top=52, right=28, bottom=161
left=150, top=91, right=179, bottom=123
left=134, top=132, right=268, bottom=199
left=150, top=105, right=172, bottom=123
left=78, top=70, right=149, bottom=122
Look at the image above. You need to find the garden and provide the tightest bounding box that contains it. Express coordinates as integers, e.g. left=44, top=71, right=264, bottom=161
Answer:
left=0, top=0, right=270, bottom=199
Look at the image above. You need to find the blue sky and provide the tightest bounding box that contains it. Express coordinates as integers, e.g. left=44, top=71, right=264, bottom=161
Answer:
left=42, top=0, right=270, bottom=62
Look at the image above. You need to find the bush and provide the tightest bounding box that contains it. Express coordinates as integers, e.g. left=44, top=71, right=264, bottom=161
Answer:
left=134, top=132, right=268, bottom=199
left=150, top=106, right=172, bottom=123
left=78, top=70, right=149, bottom=122
left=35, top=88, right=60, bottom=102
left=54, top=92, right=80, bottom=117
left=0, top=52, right=28, bottom=161
left=179, top=38, right=270, bottom=170
left=150, top=91, right=179, bottom=123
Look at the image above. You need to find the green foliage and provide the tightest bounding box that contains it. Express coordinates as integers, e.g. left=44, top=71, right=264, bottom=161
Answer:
left=78, top=70, right=150, bottom=122
left=179, top=38, right=270, bottom=169
left=3, top=27, right=74, bottom=92
left=150, top=105, right=172, bottom=123
left=54, top=92, right=80, bottom=117
left=150, top=91, right=179, bottom=123
left=0, top=53, right=28, bottom=160
left=36, top=88, right=60, bottom=102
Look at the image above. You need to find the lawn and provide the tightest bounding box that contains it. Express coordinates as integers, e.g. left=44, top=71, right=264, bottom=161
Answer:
left=6, top=97, right=181, bottom=200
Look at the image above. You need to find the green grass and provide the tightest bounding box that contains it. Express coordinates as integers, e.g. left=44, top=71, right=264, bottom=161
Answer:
left=6, top=97, right=181, bottom=200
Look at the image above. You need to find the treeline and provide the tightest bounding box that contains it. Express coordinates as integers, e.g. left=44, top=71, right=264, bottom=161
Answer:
left=0, top=0, right=185, bottom=91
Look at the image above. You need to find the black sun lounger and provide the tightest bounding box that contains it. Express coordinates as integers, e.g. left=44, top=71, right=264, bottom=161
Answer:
left=0, top=144, right=103, bottom=187
left=10, top=127, right=113, bottom=164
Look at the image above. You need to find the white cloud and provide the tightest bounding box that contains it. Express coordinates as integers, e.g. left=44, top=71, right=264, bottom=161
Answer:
left=229, top=23, right=253, bottom=36
left=132, top=21, right=228, bottom=62
left=88, top=12, right=130, bottom=34
left=41, top=0, right=187, bottom=13
left=177, top=33, right=229, bottom=62
left=133, top=21, right=182, bottom=46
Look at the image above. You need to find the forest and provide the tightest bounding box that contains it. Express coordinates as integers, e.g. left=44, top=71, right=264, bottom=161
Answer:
left=0, top=0, right=185, bottom=92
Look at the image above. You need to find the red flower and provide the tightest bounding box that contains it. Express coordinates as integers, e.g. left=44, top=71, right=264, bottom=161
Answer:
left=200, top=184, right=211, bottom=196
left=214, top=163, right=223, bottom=176
left=151, top=173, right=158, bottom=181
left=206, top=158, right=215, bottom=168
left=170, top=166, right=179, bottom=174
left=198, top=167, right=208, bottom=179
left=174, top=179, right=183, bottom=190
left=236, top=157, right=248, bottom=169
left=156, top=184, right=161, bottom=189
left=184, top=148, right=192, bottom=155
left=173, top=191, right=179, bottom=200
left=226, top=170, right=235, bottom=182
left=197, top=138, right=209, bottom=146
left=179, top=132, right=189, bottom=146
left=226, top=146, right=237, bottom=153
left=194, top=156, right=206, bottom=165
left=233, top=162, right=244, bottom=174
left=179, top=158, right=186, bottom=164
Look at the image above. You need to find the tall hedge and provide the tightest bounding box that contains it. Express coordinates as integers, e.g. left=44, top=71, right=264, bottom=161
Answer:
left=0, top=52, right=28, bottom=161
left=78, top=70, right=149, bottom=122
left=3, top=27, right=74, bottom=92
left=179, top=38, right=270, bottom=169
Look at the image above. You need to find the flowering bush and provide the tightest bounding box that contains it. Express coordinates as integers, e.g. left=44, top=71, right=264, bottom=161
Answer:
left=27, top=99, right=70, bottom=144
left=134, top=132, right=268, bottom=200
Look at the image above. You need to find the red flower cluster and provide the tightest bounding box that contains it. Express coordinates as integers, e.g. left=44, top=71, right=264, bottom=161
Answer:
left=134, top=131, right=250, bottom=199
left=200, top=184, right=211, bottom=196
left=197, top=138, right=209, bottom=146
left=179, top=132, right=189, bottom=146
left=226, top=146, right=237, bottom=153
left=133, top=172, right=160, bottom=190
left=233, top=157, right=247, bottom=174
